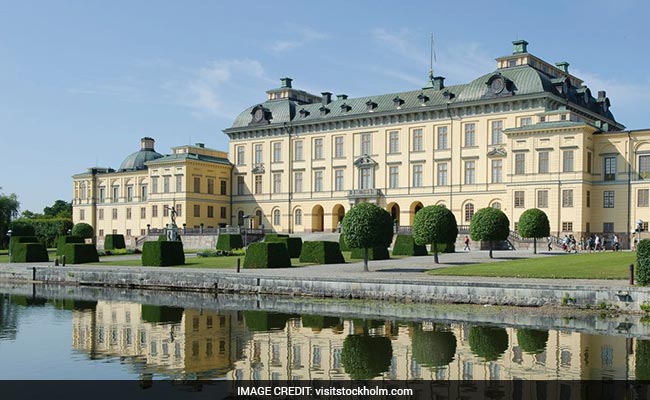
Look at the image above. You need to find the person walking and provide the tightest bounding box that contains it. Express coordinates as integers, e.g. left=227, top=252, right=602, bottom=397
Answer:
left=547, top=237, right=553, bottom=251
left=613, top=234, right=619, bottom=252
left=463, top=235, right=471, bottom=251
left=595, top=234, right=601, bottom=252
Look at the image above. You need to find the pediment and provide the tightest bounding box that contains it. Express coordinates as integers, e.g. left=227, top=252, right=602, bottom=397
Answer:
left=487, top=147, right=507, bottom=157
left=353, top=155, right=377, bottom=167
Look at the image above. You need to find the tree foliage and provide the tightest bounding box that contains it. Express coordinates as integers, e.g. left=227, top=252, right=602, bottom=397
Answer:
left=341, top=334, right=393, bottom=380
left=44, top=200, right=72, bottom=219
left=637, top=239, right=650, bottom=285
left=518, top=209, right=550, bottom=239
left=470, top=208, right=510, bottom=258
left=413, top=205, right=458, bottom=263
left=341, top=203, right=393, bottom=271
left=468, top=326, right=509, bottom=362
left=72, top=222, right=94, bottom=239
left=516, top=329, right=549, bottom=354
left=0, top=192, right=19, bottom=248
left=411, top=324, right=457, bottom=368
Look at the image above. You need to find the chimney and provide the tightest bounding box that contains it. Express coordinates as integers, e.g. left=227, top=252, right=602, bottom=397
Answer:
left=321, top=92, right=332, bottom=104
left=598, top=91, right=606, bottom=100
left=280, top=77, right=292, bottom=88
left=141, top=137, right=155, bottom=151
left=555, top=62, right=570, bottom=73
left=433, top=76, right=445, bottom=90
left=337, top=94, right=348, bottom=100
left=195, top=143, right=205, bottom=148
left=512, top=39, right=529, bottom=54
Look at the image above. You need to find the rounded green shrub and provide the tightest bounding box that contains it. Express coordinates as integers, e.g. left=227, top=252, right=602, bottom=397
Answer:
left=470, top=208, right=510, bottom=258
left=142, top=241, right=185, bottom=266
left=243, top=242, right=291, bottom=268
left=71, top=223, right=94, bottom=239
left=411, top=325, right=457, bottom=367
left=392, top=234, right=428, bottom=256
left=341, top=334, right=392, bottom=380
left=104, top=234, right=126, bottom=251
left=299, top=241, right=344, bottom=264
left=516, top=329, right=548, bottom=354
left=342, top=203, right=393, bottom=271
left=468, top=326, right=509, bottom=361
left=413, top=205, right=458, bottom=263
left=339, top=234, right=349, bottom=251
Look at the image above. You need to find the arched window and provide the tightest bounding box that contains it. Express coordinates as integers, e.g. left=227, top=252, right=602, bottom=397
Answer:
left=255, top=210, right=262, bottom=226
left=464, top=203, right=475, bottom=222
left=295, top=209, right=302, bottom=225
left=273, top=209, right=281, bottom=225
left=491, top=202, right=501, bottom=210
left=237, top=211, right=244, bottom=226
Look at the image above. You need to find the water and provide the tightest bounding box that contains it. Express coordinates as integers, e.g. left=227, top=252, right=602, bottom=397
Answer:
left=0, top=289, right=645, bottom=380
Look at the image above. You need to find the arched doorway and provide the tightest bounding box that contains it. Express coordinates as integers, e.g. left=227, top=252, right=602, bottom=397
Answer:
left=237, top=210, right=244, bottom=226
left=311, top=205, right=324, bottom=232
left=387, top=202, right=400, bottom=227
left=409, top=201, right=424, bottom=225
left=332, top=204, right=345, bottom=232
left=254, top=209, right=263, bottom=229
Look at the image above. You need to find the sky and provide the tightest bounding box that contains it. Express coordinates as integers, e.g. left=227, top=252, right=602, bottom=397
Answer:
left=2, top=0, right=650, bottom=212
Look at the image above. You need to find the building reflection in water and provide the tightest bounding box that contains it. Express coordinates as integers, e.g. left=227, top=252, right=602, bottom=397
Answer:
left=68, top=300, right=638, bottom=381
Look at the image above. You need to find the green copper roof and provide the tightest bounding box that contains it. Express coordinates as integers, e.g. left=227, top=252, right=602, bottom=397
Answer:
left=118, top=149, right=164, bottom=171
left=145, top=152, right=231, bottom=166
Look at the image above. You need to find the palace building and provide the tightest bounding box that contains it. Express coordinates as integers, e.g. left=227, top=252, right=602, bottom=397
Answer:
left=73, top=40, right=650, bottom=247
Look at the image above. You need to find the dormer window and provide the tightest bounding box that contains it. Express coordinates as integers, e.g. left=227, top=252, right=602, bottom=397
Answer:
left=366, top=100, right=377, bottom=111
left=250, top=105, right=271, bottom=125
left=340, top=103, right=351, bottom=112
left=299, top=108, right=310, bottom=118
left=417, top=93, right=429, bottom=105
left=393, top=96, right=404, bottom=108
left=319, top=106, right=330, bottom=116
left=443, top=91, right=455, bottom=101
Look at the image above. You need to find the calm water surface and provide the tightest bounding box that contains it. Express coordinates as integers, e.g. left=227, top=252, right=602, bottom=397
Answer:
left=0, top=292, right=646, bottom=380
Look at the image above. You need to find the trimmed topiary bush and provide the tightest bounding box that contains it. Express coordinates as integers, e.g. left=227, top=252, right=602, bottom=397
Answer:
left=411, top=325, right=457, bottom=368
left=265, top=236, right=303, bottom=258
left=141, top=305, right=184, bottom=324
left=351, top=246, right=389, bottom=260
left=342, top=203, right=393, bottom=272
left=244, top=311, right=291, bottom=332
left=243, top=242, right=291, bottom=268
left=9, top=236, right=39, bottom=258
left=413, top=205, right=459, bottom=264
left=62, top=243, right=99, bottom=264
left=71, top=223, right=94, bottom=239
left=518, top=208, right=551, bottom=254
left=11, top=243, right=49, bottom=263
left=516, top=329, right=549, bottom=354
left=56, top=235, right=85, bottom=256
left=435, top=242, right=456, bottom=253
left=216, top=233, right=244, bottom=252
left=638, top=239, right=650, bottom=285
left=339, top=234, right=349, bottom=251
left=341, top=334, right=393, bottom=380
left=468, top=326, right=509, bottom=361
left=104, top=234, right=126, bottom=251
left=470, top=208, right=510, bottom=259
left=301, top=315, right=341, bottom=331
left=636, top=340, right=650, bottom=380
left=299, top=241, right=345, bottom=264
left=157, top=235, right=167, bottom=241
left=392, top=234, right=428, bottom=256
left=265, top=233, right=289, bottom=240
left=142, top=241, right=185, bottom=266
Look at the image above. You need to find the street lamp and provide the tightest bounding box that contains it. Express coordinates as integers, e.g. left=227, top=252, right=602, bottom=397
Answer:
left=6, top=229, right=12, bottom=262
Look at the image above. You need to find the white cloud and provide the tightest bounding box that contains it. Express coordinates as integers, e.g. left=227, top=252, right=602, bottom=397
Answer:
left=270, top=26, right=328, bottom=53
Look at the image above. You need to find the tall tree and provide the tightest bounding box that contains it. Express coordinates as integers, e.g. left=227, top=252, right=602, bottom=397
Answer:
left=412, top=205, right=458, bottom=264
left=470, top=207, right=510, bottom=259
left=517, top=208, right=550, bottom=254
left=341, top=203, right=393, bottom=272
left=0, top=191, right=20, bottom=247
left=43, top=200, right=72, bottom=219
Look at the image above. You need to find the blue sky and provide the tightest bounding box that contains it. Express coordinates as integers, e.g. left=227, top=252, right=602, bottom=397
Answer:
left=2, top=0, right=650, bottom=212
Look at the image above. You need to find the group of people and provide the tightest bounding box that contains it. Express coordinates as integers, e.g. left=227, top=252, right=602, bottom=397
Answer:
left=555, top=233, right=621, bottom=253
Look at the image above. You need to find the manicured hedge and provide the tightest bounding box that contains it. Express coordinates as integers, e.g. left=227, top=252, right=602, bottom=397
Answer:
left=62, top=243, right=99, bottom=264
left=157, top=235, right=167, bottom=241
left=104, top=234, right=126, bottom=251
left=244, top=311, right=292, bottom=332
left=12, top=218, right=73, bottom=247
left=392, top=234, right=428, bottom=256
left=11, top=243, right=49, bottom=263
left=9, top=236, right=39, bottom=258
left=266, top=236, right=303, bottom=258
left=299, top=241, right=345, bottom=264
left=56, top=235, right=85, bottom=256
left=142, top=241, right=185, bottom=266
left=141, top=305, right=184, bottom=324
left=265, top=234, right=289, bottom=240
left=301, top=315, right=341, bottom=331
left=638, top=239, right=650, bottom=285
left=339, top=234, right=350, bottom=251
left=350, top=246, right=389, bottom=260
left=243, top=242, right=291, bottom=269
left=216, top=233, right=244, bottom=251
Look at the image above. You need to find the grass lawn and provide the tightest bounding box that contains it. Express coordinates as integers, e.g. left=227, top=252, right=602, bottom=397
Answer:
left=427, top=251, right=636, bottom=279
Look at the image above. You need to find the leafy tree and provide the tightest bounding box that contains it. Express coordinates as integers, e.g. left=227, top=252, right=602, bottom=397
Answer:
left=413, top=205, right=458, bottom=264
left=470, top=208, right=510, bottom=259
left=468, top=326, right=509, bottom=362
left=44, top=200, right=72, bottom=219
left=0, top=192, right=20, bottom=249
left=517, top=208, right=550, bottom=254
left=341, top=203, right=393, bottom=272
left=411, top=324, right=457, bottom=368
left=72, top=222, right=94, bottom=239
left=341, top=334, right=392, bottom=379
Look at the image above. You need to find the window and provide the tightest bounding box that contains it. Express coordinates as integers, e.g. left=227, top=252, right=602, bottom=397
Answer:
left=412, top=129, right=423, bottom=152
left=140, top=207, right=146, bottom=219
left=236, top=146, right=245, bottom=165
left=126, top=208, right=132, bottom=219
left=464, top=203, right=474, bottom=222
left=98, top=209, right=104, bottom=220
left=314, top=138, right=323, bottom=159
left=175, top=176, right=182, bottom=193
left=640, top=155, right=650, bottom=179
left=126, top=185, right=133, bottom=202
left=538, top=151, right=549, bottom=173
left=464, top=161, right=475, bottom=184
left=562, top=189, right=573, bottom=207
left=587, top=152, right=592, bottom=174
left=437, top=163, right=448, bottom=186
left=273, top=142, right=282, bottom=162
left=207, top=206, right=214, bottom=218
left=79, top=209, right=85, bottom=220
left=520, top=117, right=532, bottom=127
left=273, top=173, right=281, bottom=193
left=163, top=205, right=169, bottom=217
left=163, top=176, right=170, bottom=193
left=294, top=172, right=303, bottom=193
left=207, top=178, right=214, bottom=194
left=79, top=182, right=87, bottom=200
left=237, top=176, right=245, bottom=195
left=193, top=205, right=200, bottom=217
left=562, top=222, right=573, bottom=232
left=294, top=209, right=302, bottom=225
left=491, top=120, right=503, bottom=145
left=220, top=180, right=227, bottom=195
left=254, top=175, right=262, bottom=194
left=361, top=133, right=372, bottom=155
left=464, top=123, right=476, bottom=147
left=563, top=150, right=574, bottom=172
left=412, top=165, right=423, bottom=187
left=389, top=166, right=399, bottom=188
left=273, top=209, right=281, bottom=225
left=152, top=205, right=158, bottom=217
left=537, top=190, right=548, bottom=208
left=151, top=177, right=158, bottom=194
left=194, top=177, right=201, bottom=193
left=603, top=190, right=615, bottom=208
left=175, top=204, right=182, bottom=217
left=360, top=168, right=372, bottom=189
left=603, top=222, right=614, bottom=233
left=334, top=136, right=344, bottom=158
left=99, top=187, right=105, bottom=203
left=604, top=156, right=616, bottom=181
left=586, top=190, right=591, bottom=207
left=515, top=153, right=525, bottom=175
left=491, top=159, right=503, bottom=183
left=254, top=144, right=263, bottom=164
left=141, top=185, right=147, bottom=201
left=220, top=207, right=226, bottom=219
left=99, top=229, right=104, bottom=237
left=389, top=131, right=399, bottom=153
left=314, top=171, right=323, bottom=192
left=514, top=191, right=525, bottom=208
left=437, top=126, right=448, bottom=150
left=335, top=170, right=344, bottom=191
left=639, top=189, right=649, bottom=207
left=491, top=202, right=501, bottom=209
left=112, top=186, right=119, bottom=203
left=112, top=208, right=118, bottom=219
left=294, top=141, right=303, bottom=161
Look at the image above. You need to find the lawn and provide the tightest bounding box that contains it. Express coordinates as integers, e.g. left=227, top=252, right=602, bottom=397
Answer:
left=427, top=251, right=636, bottom=279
